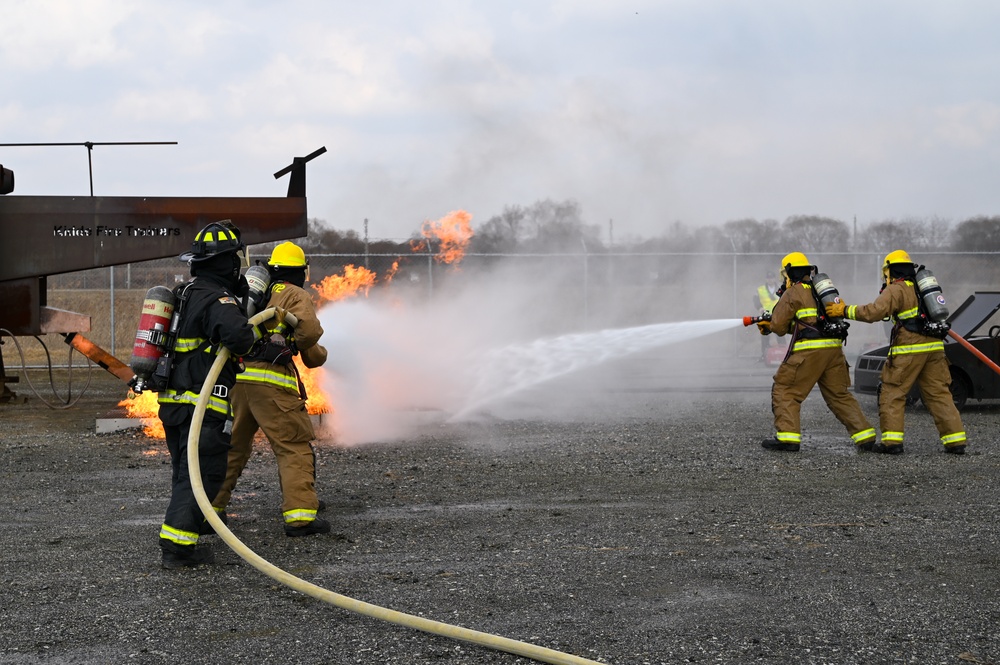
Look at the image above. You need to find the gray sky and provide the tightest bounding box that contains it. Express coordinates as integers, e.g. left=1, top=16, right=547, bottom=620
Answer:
left=3, top=1, right=1000, bottom=242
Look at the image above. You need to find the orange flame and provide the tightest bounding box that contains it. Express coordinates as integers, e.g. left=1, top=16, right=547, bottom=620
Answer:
left=413, top=210, right=473, bottom=264
left=298, top=361, right=330, bottom=416
left=383, top=260, right=400, bottom=283
left=119, top=391, right=165, bottom=438
left=312, top=265, right=378, bottom=305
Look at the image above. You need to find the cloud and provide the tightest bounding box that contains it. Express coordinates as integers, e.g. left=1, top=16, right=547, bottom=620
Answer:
left=0, top=0, right=134, bottom=70
left=5, top=1, right=1000, bottom=237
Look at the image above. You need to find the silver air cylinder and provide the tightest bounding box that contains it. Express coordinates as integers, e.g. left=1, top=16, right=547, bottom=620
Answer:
left=244, top=264, right=272, bottom=316
left=812, top=273, right=842, bottom=319
left=915, top=268, right=949, bottom=322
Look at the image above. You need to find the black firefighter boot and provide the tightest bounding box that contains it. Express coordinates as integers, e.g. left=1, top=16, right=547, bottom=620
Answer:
left=284, top=517, right=332, bottom=538
left=761, top=438, right=800, bottom=452
left=161, top=540, right=215, bottom=569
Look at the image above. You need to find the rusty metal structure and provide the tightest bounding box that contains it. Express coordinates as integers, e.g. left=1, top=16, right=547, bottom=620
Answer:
left=0, top=146, right=326, bottom=401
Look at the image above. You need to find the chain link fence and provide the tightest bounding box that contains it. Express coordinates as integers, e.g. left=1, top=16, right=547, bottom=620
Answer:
left=24, top=250, right=1000, bottom=368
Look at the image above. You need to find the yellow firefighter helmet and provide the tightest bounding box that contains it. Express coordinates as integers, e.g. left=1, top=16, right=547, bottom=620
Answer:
left=779, top=252, right=814, bottom=287
left=781, top=252, right=812, bottom=270
left=267, top=241, right=308, bottom=268
left=882, top=249, right=913, bottom=281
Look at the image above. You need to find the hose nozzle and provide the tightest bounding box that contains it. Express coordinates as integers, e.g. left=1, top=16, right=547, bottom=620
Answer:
left=743, top=313, right=771, bottom=327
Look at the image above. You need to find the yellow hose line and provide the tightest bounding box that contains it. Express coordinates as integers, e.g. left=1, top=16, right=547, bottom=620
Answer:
left=186, top=308, right=604, bottom=665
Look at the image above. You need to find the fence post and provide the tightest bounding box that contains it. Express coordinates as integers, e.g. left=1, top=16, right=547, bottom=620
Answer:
left=110, top=266, right=116, bottom=357
left=426, top=242, right=434, bottom=298
left=581, top=240, right=589, bottom=327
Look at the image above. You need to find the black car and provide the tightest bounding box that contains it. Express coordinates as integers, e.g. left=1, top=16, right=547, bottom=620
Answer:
left=853, top=291, right=1000, bottom=410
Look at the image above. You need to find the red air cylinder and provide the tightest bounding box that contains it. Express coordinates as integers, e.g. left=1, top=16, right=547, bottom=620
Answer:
left=130, top=285, right=176, bottom=384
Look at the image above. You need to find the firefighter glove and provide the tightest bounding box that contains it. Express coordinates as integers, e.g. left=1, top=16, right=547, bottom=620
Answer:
left=825, top=301, right=847, bottom=318
left=273, top=306, right=287, bottom=325
left=757, top=320, right=772, bottom=335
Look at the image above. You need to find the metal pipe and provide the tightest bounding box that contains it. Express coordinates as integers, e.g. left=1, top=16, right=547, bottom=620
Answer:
left=947, top=329, right=1000, bottom=377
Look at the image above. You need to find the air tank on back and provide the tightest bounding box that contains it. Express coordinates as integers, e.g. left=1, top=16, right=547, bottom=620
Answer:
left=129, top=285, right=176, bottom=392
left=915, top=268, right=949, bottom=323
left=812, top=273, right=842, bottom=319
left=244, top=264, right=272, bottom=317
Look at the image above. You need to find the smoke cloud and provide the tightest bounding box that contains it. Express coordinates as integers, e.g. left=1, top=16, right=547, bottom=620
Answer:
left=316, top=258, right=744, bottom=445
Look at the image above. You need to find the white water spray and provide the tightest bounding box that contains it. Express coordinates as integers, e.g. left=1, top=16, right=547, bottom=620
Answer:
left=450, top=318, right=742, bottom=420
left=319, top=297, right=742, bottom=443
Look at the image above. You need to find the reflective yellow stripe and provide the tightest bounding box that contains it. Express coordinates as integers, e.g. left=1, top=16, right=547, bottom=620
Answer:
left=283, top=508, right=318, bottom=524
left=796, top=307, right=818, bottom=319
left=851, top=428, right=876, bottom=443
left=896, top=307, right=919, bottom=321
left=198, top=228, right=237, bottom=243
left=776, top=431, right=801, bottom=443
left=882, top=431, right=904, bottom=443
left=792, top=338, right=842, bottom=352
left=941, top=432, right=967, bottom=445
left=845, top=305, right=858, bottom=320
left=237, top=367, right=300, bottom=392
left=889, top=341, right=944, bottom=356
left=160, top=523, right=199, bottom=545
left=174, top=336, right=208, bottom=353
left=157, top=390, right=231, bottom=416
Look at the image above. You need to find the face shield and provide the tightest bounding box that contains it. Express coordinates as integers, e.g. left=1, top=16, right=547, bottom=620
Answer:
left=236, top=245, right=250, bottom=268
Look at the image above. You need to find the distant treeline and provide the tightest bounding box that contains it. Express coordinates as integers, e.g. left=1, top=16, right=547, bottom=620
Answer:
left=300, top=200, right=1000, bottom=256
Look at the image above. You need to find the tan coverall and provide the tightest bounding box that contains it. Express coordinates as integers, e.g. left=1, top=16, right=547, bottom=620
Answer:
left=212, top=281, right=329, bottom=526
left=769, top=281, right=877, bottom=448
left=844, top=279, right=966, bottom=450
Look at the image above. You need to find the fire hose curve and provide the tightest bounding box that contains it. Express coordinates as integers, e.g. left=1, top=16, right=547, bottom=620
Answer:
left=186, top=307, right=604, bottom=665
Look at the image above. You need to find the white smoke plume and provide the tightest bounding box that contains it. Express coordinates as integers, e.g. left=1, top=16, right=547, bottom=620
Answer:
left=316, top=259, right=743, bottom=445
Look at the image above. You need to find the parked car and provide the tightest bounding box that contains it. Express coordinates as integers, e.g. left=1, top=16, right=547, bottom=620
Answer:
left=853, top=291, right=1000, bottom=410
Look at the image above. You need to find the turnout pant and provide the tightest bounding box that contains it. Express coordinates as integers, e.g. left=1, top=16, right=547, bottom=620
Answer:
left=771, top=346, right=876, bottom=446
left=159, top=405, right=231, bottom=547
left=879, top=350, right=966, bottom=447
left=213, top=382, right=319, bottom=525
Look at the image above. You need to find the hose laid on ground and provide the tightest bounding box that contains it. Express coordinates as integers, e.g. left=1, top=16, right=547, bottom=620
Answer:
left=186, top=308, right=604, bottom=665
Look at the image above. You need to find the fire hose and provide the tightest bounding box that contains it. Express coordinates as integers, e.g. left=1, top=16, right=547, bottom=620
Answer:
left=186, top=307, right=604, bottom=665
left=948, top=329, right=1000, bottom=377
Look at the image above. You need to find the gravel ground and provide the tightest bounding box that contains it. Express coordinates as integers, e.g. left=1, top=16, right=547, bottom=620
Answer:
left=1, top=351, right=998, bottom=665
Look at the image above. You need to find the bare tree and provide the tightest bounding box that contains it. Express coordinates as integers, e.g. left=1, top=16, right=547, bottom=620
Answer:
left=470, top=205, right=527, bottom=253
left=722, top=218, right=782, bottom=253
left=951, top=215, right=1000, bottom=252
left=856, top=216, right=952, bottom=253
left=783, top=215, right=849, bottom=252
left=471, top=199, right=602, bottom=253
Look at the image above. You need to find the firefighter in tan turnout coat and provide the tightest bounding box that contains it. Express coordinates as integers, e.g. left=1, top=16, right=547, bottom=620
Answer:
left=212, top=241, right=332, bottom=536
left=758, top=252, right=877, bottom=453
left=825, top=250, right=966, bottom=455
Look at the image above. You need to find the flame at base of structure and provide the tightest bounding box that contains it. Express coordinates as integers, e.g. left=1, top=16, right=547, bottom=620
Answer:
left=118, top=391, right=165, bottom=438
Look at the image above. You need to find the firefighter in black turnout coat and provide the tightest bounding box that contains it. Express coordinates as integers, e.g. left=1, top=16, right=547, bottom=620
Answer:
left=156, top=221, right=262, bottom=569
